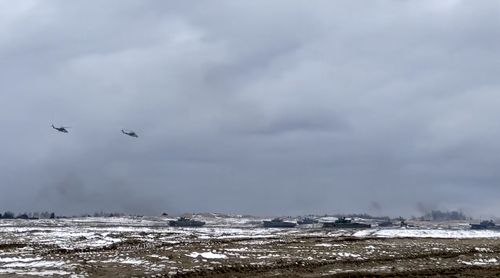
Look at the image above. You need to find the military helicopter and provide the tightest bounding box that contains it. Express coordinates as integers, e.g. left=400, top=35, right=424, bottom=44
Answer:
left=121, top=129, right=138, bottom=138
left=52, top=125, right=70, bottom=133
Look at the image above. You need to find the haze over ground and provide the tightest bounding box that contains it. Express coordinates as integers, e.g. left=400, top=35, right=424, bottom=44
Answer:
left=1, top=0, right=500, bottom=217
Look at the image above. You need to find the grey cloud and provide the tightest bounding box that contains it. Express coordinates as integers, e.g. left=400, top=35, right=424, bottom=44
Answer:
left=1, top=0, right=500, bottom=217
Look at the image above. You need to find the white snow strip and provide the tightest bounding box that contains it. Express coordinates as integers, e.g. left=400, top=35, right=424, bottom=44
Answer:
left=2, top=260, right=67, bottom=268
left=0, top=269, right=71, bottom=276
left=460, top=258, right=498, bottom=265
left=187, top=252, right=227, bottom=259
left=120, top=258, right=145, bottom=265
left=335, top=252, right=360, bottom=258
left=0, top=257, right=42, bottom=263
left=315, top=243, right=332, bottom=247
left=354, top=229, right=500, bottom=239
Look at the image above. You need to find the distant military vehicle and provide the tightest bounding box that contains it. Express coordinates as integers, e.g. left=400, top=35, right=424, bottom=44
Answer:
left=378, top=219, right=394, bottom=227
left=399, top=217, right=408, bottom=227
left=322, top=217, right=371, bottom=228
left=470, top=220, right=500, bottom=230
left=121, top=129, right=138, bottom=138
left=378, top=217, right=408, bottom=228
left=263, top=218, right=297, bottom=228
left=52, top=125, right=70, bottom=133
left=169, top=217, right=205, bottom=227
left=297, top=217, right=319, bottom=225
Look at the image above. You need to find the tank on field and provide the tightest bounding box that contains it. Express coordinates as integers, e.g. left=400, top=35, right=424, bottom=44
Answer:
left=263, top=218, right=297, bottom=228
left=169, top=217, right=205, bottom=227
left=297, top=217, right=319, bottom=225
left=470, top=220, right=500, bottom=230
left=322, top=217, right=371, bottom=229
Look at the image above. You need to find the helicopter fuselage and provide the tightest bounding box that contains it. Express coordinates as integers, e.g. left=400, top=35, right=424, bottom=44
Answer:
left=52, top=125, right=69, bottom=133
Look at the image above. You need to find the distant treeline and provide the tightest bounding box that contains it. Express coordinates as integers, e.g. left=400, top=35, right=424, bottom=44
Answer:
left=60, top=212, right=129, bottom=218
left=0, top=211, right=55, bottom=219
left=0, top=211, right=133, bottom=219
left=82, top=211, right=127, bottom=217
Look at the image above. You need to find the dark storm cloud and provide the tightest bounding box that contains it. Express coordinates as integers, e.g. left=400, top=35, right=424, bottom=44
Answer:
left=2, top=0, right=500, bottom=217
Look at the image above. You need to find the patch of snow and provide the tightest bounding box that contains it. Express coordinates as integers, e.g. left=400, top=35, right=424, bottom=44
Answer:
left=102, top=257, right=146, bottom=265
left=121, top=258, right=145, bottom=265
left=148, top=255, right=170, bottom=260
left=315, top=243, right=332, bottom=247
left=2, top=260, right=67, bottom=268
left=0, top=269, right=72, bottom=276
left=475, top=247, right=492, bottom=252
left=0, top=257, right=42, bottom=263
left=187, top=252, right=227, bottom=259
left=460, top=258, right=498, bottom=265
left=224, top=248, right=248, bottom=252
left=354, top=229, right=500, bottom=239
left=335, top=252, right=361, bottom=258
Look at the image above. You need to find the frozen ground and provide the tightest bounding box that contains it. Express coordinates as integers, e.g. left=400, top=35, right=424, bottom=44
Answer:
left=1, top=216, right=500, bottom=277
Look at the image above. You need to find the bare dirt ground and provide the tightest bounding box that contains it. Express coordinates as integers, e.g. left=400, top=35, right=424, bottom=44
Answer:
left=1, top=218, right=500, bottom=277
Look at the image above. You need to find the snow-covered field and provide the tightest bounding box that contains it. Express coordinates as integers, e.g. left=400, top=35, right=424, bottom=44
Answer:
left=0, top=216, right=499, bottom=277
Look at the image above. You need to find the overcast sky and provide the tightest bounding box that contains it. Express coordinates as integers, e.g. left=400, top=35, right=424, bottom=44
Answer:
left=2, top=0, right=500, bottom=217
